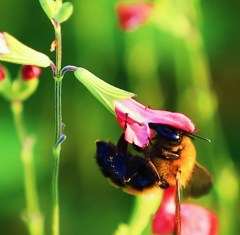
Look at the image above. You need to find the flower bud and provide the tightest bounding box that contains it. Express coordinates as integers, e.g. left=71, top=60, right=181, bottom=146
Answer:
left=11, top=65, right=41, bottom=101
left=0, top=65, right=6, bottom=81
left=21, top=65, right=41, bottom=81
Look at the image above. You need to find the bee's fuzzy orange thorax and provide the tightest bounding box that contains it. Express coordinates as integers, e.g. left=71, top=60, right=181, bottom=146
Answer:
left=152, top=136, right=196, bottom=188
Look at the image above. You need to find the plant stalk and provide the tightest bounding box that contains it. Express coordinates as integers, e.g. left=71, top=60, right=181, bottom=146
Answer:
left=52, top=20, right=63, bottom=235
left=11, top=100, right=44, bottom=235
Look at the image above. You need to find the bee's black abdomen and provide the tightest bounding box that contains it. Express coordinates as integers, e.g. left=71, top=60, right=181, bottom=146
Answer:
left=96, top=141, right=160, bottom=192
left=125, top=156, right=159, bottom=190
left=96, top=141, right=126, bottom=187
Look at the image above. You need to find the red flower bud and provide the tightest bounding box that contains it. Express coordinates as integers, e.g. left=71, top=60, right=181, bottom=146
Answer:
left=21, top=65, right=41, bottom=81
left=0, top=66, right=6, bottom=81
left=116, top=2, right=154, bottom=31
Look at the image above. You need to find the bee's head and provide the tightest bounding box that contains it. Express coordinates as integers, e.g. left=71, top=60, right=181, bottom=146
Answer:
left=149, top=123, right=183, bottom=141
left=149, top=123, right=210, bottom=142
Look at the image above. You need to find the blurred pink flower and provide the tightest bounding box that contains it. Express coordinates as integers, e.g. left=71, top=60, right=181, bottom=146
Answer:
left=0, top=66, right=6, bottom=81
left=116, top=2, right=154, bottom=31
left=152, top=187, right=218, bottom=235
left=0, top=33, right=10, bottom=55
left=114, top=98, right=195, bottom=147
left=21, top=65, right=41, bottom=81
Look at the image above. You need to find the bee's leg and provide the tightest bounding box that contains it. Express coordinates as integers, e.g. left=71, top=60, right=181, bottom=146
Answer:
left=124, top=172, right=138, bottom=183
left=146, top=158, right=170, bottom=189
left=161, top=148, right=179, bottom=160
left=159, top=178, right=170, bottom=189
left=117, top=133, right=128, bottom=154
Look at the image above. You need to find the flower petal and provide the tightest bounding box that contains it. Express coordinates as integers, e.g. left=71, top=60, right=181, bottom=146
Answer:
left=152, top=187, right=218, bottom=235
left=114, top=98, right=195, bottom=147
left=180, top=203, right=218, bottom=235
left=152, top=187, right=176, bottom=234
left=116, top=2, right=154, bottom=31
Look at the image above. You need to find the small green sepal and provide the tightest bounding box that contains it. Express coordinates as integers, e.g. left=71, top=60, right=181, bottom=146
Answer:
left=12, top=75, right=39, bottom=101
left=54, top=2, right=73, bottom=23
left=39, top=0, right=73, bottom=23
left=74, top=67, right=136, bottom=114
left=0, top=32, right=51, bottom=67
left=39, top=0, right=58, bottom=19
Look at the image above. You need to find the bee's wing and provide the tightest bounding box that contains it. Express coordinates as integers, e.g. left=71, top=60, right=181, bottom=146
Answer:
left=183, top=162, right=213, bottom=199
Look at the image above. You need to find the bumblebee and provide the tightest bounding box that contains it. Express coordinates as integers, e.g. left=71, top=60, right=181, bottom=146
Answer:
left=147, top=123, right=212, bottom=198
left=96, top=123, right=212, bottom=198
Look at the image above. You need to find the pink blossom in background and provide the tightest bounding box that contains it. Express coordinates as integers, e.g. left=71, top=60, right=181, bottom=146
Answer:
left=116, top=2, right=154, bottom=31
left=152, top=187, right=218, bottom=235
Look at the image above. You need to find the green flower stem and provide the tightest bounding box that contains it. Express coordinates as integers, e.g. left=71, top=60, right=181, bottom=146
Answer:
left=52, top=143, right=61, bottom=235
left=53, top=21, right=62, bottom=78
left=54, top=78, right=62, bottom=144
left=52, top=20, right=63, bottom=235
left=114, top=191, right=162, bottom=235
left=11, top=100, right=44, bottom=235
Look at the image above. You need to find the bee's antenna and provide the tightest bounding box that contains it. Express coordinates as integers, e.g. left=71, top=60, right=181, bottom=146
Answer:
left=185, top=132, right=211, bottom=142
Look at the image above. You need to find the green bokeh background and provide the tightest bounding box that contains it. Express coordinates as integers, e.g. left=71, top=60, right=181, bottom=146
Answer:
left=0, top=0, right=239, bottom=234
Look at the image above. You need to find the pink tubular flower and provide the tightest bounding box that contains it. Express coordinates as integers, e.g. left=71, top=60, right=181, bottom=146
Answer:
left=114, top=98, right=195, bottom=147
left=21, top=65, right=41, bottom=81
left=152, top=187, right=218, bottom=235
left=0, top=33, right=10, bottom=55
left=0, top=66, right=6, bottom=81
left=116, top=2, right=154, bottom=31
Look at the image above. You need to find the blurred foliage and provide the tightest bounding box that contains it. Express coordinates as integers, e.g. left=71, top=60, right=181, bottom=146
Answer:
left=0, top=0, right=239, bottom=235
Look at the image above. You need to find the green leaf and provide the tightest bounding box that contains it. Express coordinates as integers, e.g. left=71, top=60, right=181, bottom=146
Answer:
left=54, top=2, right=73, bottom=23
left=0, top=32, right=51, bottom=67
left=39, top=0, right=58, bottom=19
left=74, top=68, right=135, bottom=114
